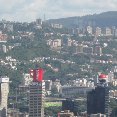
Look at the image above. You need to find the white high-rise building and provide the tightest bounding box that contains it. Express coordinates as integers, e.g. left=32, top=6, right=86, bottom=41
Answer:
left=23, top=73, right=32, bottom=86
left=2, top=45, right=7, bottom=53
left=0, top=76, right=9, bottom=117
left=108, top=71, right=114, bottom=82
left=96, top=27, right=102, bottom=36
left=87, top=26, right=93, bottom=34
left=105, top=27, right=112, bottom=36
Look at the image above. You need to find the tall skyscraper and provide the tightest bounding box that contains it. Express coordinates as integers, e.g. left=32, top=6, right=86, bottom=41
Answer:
left=0, top=76, right=9, bottom=117
left=87, top=74, right=109, bottom=117
left=29, top=68, right=45, bottom=117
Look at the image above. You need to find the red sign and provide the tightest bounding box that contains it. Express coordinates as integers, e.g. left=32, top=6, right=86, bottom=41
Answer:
left=38, top=69, right=44, bottom=82
left=30, top=68, right=44, bottom=82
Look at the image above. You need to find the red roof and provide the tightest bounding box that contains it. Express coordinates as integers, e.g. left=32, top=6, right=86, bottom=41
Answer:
left=99, top=74, right=107, bottom=79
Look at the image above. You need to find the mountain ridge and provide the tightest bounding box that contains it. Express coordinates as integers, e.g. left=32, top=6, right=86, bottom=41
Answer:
left=47, top=11, right=117, bottom=28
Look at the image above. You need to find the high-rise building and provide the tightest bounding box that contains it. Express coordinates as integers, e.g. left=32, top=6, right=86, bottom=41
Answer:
left=29, top=68, right=45, bottom=117
left=111, top=26, right=116, bottom=37
left=87, top=26, right=93, bottom=34
left=67, top=38, right=72, bottom=46
left=36, top=18, right=42, bottom=25
left=108, top=71, right=114, bottom=82
left=95, top=27, right=102, bottom=37
left=115, top=29, right=117, bottom=37
left=45, top=80, right=52, bottom=91
left=0, top=76, right=9, bottom=117
left=105, top=27, right=112, bottom=36
left=2, top=45, right=7, bottom=53
left=87, top=74, right=109, bottom=117
left=62, top=99, right=79, bottom=116
left=23, top=73, right=32, bottom=86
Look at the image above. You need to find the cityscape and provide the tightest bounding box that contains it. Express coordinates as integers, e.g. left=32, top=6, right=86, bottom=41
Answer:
left=1, top=1, right=117, bottom=117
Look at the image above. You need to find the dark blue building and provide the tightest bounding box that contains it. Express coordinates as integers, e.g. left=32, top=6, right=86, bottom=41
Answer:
left=87, top=74, right=109, bottom=117
left=62, top=98, right=79, bottom=116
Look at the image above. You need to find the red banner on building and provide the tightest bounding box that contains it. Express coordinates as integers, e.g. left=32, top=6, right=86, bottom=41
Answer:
left=30, top=68, right=44, bottom=82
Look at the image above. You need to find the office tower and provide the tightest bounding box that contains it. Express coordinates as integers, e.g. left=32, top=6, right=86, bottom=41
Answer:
left=87, top=74, right=109, bottom=117
left=112, top=26, right=116, bottom=37
left=62, top=99, right=79, bottom=116
left=36, top=18, right=42, bottom=25
left=2, top=45, right=7, bottom=53
left=29, top=68, right=45, bottom=117
left=0, top=76, right=9, bottom=117
left=105, top=27, right=112, bottom=36
left=115, top=29, right=117, bottom=37
left=108, top=71, right=114, bottom=82
left=87, top=26, right=93, bottom=34
left=95, top=27, right=102, bottom=37
left=45, top=80, right=52, bottom=91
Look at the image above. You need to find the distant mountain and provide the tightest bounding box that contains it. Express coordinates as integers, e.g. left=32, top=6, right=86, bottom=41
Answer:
left=47, top=11, right=117, bottom=28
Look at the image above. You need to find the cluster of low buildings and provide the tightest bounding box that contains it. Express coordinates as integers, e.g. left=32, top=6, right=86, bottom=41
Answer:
left=58, top=110, right=106, bottom=117
left=46, top=37, right=105, bottom=58
left=20, top=74, right=95, bottom=97
left=73, top=26, right=117, bottom=37
left=21, top=70, right=117, bottom=99
left=85, top=26, right=117, bottom=37
left=0, top=56, right=19, bottom=70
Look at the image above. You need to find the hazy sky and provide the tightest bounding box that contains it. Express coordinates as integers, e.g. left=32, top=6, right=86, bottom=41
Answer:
left=0, top=0, right=117, bottom=22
